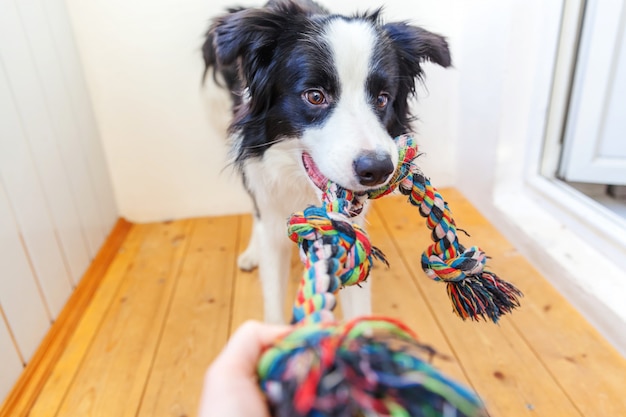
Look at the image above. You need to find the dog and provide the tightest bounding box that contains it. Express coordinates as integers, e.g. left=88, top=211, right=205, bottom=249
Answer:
left=202, top=0, right=451, bottom=324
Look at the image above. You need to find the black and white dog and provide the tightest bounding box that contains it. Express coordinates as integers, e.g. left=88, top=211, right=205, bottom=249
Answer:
left=203, top=0, right=450, bottom=324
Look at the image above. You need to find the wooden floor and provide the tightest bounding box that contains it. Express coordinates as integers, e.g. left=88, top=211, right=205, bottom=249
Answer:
left=4, top=188, right=626, bottom=417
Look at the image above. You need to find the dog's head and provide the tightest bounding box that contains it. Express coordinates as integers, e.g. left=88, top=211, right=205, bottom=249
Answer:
left=206, top=1, right=451, bottom=192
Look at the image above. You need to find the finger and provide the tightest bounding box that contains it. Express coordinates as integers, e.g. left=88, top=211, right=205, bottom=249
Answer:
left=211, top=321, right=291, bottom=375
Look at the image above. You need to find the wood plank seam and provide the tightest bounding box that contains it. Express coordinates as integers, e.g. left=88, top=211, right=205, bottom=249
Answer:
left=371, top=204, right=479, bottom=392
left=365, top=207, right=469, bottom=384
left=133, top=216, right=240, bottom=417
left=0, top=218, right=133, bottom=417
left=33, top=222, right=150, bottom=417
left=49, top=227, right=144, bottom=417
left=373, top=202, right=582, bottom=415
left=378, top=196, right=585, bottom=416
left=49, top=220, right=194, bottom=417
left=132, top=219, right=202, bottom=416
left=227, top=216, right=243, bottom=337
left=228, top=214, right=268, bottom=332
left=506, top=319, right=586, bottom=416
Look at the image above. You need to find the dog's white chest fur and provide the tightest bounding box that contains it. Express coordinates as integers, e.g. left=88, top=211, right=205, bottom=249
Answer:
left=238, top=138, right=371, bottom=324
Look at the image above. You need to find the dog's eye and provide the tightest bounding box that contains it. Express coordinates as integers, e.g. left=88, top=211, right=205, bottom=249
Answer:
left=375, top=93, right=390, bottom=109
left=304, top=89, right=327, bottom=106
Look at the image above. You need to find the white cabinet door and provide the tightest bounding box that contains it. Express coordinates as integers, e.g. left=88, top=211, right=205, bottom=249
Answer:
left=560, top=0, right=626, bottom=185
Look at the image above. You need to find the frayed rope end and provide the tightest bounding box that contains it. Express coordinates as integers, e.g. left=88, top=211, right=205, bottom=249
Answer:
left=446, top=272, right=523, bottom=323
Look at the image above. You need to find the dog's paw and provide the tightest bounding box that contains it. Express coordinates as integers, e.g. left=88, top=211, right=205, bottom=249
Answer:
left=237, top=249, right=259, bottom=271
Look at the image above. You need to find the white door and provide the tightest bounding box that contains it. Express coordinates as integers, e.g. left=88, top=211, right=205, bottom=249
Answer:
left=559, top=0, right=626, bottom=185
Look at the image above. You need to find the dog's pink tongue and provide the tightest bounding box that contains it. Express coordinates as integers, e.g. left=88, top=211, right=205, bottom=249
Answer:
left=302, top=152, right=329, bottom=190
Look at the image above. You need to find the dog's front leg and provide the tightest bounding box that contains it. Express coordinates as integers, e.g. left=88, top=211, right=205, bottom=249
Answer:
left=339, top=210, right=373, bottom=320
left=238, top=215, right=261, bottom=271
left=257, top=213, right=292, bottom=324
left=340, top=268, right=373, bottom=320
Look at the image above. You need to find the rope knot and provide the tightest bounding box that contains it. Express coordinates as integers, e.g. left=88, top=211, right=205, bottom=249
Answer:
left=421, top=246, right=487, bottom=282
left=288, top=205, right=387, bottom=323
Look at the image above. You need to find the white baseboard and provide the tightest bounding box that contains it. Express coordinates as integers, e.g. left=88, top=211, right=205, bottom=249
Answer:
left=488, top=178, right=626, bottom=357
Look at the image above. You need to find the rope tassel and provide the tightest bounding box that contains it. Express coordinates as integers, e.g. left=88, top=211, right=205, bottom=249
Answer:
left=368, top=135, right=523, bottom=322
left=401, top=169, right=522, bottom=322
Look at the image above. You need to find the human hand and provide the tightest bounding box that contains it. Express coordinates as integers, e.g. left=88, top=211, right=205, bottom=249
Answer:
left=198, top=320, right=292, bottom=417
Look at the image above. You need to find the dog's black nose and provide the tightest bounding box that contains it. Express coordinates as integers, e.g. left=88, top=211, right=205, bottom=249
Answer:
left=354, top=151, right=394, bottom=187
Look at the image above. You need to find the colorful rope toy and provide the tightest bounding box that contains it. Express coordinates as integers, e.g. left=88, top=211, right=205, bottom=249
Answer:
left=257, top=135, right=522, bottom=416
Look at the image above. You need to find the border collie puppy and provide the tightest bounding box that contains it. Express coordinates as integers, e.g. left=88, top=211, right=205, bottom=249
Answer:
left=203, top=0, right=450, bottom=324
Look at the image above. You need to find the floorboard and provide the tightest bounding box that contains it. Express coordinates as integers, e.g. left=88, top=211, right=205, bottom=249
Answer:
left=374, top=196, right=581, bottom=416
left=367, top=209, right=469, bottom=384
left=55, top=220, right=192, bottom=417
left=137, top=216, right=239, bottom=417
left=375, top=189, right=626, bottom=416
left=229, top=214, right=264, bottom=330
left=28, top=221, right=147, bottom=417
left=3, top=188, right=625, bottom=417
left=432, top=190, right=626, bottom=416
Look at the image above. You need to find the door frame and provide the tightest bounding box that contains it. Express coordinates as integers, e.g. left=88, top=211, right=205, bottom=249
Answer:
left=556, top=0, right=626, bottom=184
left=536, top=0, right=626, bottom=257
left=456, top=0, right=626, bottom=354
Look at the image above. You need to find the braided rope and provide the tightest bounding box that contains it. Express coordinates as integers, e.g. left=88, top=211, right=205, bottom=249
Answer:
left=289, top=134, right=522, bottom=324
left=381, top=136, right=523, bottom=321
left=288, top=206, right=387, bottom=324
left=255, top=134, right=520, bottom=416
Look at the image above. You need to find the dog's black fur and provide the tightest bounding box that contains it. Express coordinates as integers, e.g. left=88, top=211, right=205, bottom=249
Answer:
left=203, top=0, right=451, bottom=163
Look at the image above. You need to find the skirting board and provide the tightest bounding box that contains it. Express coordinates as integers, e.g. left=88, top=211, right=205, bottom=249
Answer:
left=0, top=218, right=133, bottom=417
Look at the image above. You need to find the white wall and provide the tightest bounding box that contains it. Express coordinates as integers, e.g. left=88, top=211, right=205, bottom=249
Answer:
left=64, top=0, right=461, bottom=222
left=0, top=0, right=118, bottom=403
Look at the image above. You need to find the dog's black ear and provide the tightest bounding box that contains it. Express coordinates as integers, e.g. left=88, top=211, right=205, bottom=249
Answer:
left=382, top=23, right=451, bottom=136
left=383, top=22, right=452, bottom=76
left=208, top=3, right=309, bottom=115
left=201, top=27, right=218, bottom=82
left=202, top=7, right=245, bottom=83
left=211, top=4, right=305, bottom=74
